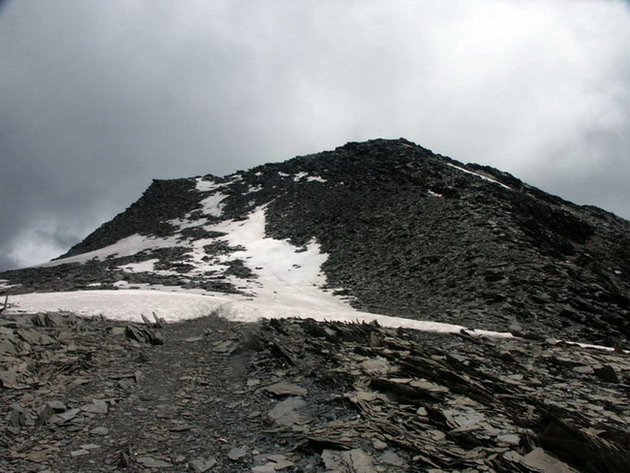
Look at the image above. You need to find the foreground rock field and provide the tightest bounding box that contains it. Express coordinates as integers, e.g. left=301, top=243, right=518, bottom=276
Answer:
left=1, top=311, right=629, bottom=473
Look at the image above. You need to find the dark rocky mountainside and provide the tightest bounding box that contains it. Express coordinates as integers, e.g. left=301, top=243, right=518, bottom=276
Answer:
left=2, top=138, right=629, bottom=345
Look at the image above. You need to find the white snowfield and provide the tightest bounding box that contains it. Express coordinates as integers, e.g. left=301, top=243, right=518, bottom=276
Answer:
left=199, top=191, right=228, bottom=217
left=9, top=288, right=510, bottom=338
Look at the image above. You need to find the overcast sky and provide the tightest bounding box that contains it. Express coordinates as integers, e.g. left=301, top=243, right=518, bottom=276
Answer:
left=1, top=0, right=629, bottom=271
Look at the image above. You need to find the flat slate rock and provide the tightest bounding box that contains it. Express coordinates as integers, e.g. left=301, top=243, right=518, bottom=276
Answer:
left=264, top=382, right=308, bottom=397
left=267, top=397, right=307, bottom=427
left=189, top=456, right=217, bottom=472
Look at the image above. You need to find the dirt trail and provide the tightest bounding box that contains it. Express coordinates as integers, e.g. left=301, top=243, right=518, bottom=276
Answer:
left=56, top=316, right=277, bottom=473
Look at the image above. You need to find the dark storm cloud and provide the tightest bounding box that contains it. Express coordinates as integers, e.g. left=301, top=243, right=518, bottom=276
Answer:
left=1, top=0, right=629, bottom=270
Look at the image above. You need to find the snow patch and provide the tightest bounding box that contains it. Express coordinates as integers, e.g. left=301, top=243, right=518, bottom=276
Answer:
left=173, top=220, right=205, bottom=231
left=215, top=206, right=328, bottom=293
left=118, top=259, right=159, bottom=273
left=427, top=190, right=442, bottom=198
left=8, top=289, right=513, bottom=338
left=307, top=175, right=326, bottom=183
left=174, top=237, right=232, bottom=278
left=446, top=163, right=511, bottom=190
left=243, top=185, right=263, bottom=195
left=199, top=192, right=228, bottom=217
left=41, top=234, right=181, bottom=267
left=563, top=341, right=627, bottom=353
left=196, top=178, right=225, bottom=192
left=293, top=172, right=327, bottom=183
left=0, top=279, right=19, bottom=290
left=9, top=290, right=623, bottom=351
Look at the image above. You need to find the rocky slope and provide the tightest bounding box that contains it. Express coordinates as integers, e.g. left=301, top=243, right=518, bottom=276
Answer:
left=2, top=138, right=628, bottom=345
left=1, top=312, right=628, bottom=473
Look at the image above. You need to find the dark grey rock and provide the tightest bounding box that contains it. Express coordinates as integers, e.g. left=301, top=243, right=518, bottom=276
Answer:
left=47, top=401, right=67, bottom=412
left=55, top=408, right=81, bottom=423
left=80, top=401, right=108, bottom=414
left=0, top=340, right=17, bottom=355
left=89, top=426, right=109, bottom=436
left=189, top=456, right=217, bottom=472
left=8, top=403, right=33, bottom=428
left=227, top=447, right=247, bottom=461
left=593, top=365, right=619, bottom=383
left=267, top=397, right=307, bottom=427
left=125, top=324, right=164, bottom=345
left=321, top=449, right=375, bottom=473
left=264, top=382, right=308, bottom=397
left=136, top=456, right=172, bottom=468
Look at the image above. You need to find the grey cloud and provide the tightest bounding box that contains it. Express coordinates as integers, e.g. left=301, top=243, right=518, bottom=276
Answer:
left=1, top=0, right=629, bottom=270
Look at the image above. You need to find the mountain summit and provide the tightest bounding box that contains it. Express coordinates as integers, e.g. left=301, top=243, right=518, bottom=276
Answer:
left=2, top=138, right=629, bottom=345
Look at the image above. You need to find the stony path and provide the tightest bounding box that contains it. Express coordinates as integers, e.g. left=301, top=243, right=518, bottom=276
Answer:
left=1, top=313, right=306, bottom=473
left=49, top=316, right=282, bottom=473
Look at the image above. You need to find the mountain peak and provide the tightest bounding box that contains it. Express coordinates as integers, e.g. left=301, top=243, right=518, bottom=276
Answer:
left=1, top=139, right=628, bottom=346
